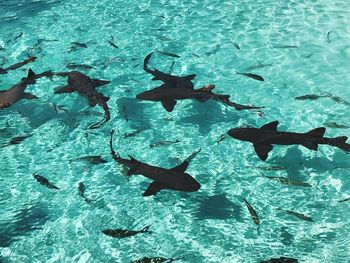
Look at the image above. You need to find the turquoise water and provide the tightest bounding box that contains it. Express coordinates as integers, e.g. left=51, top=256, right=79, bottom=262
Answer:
left=1, top=0, right=350, bottom=262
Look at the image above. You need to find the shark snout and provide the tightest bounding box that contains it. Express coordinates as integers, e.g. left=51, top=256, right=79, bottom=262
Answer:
left=227, top=128, right=241, bottom=139
left=136, top=90, right=159, bottom=101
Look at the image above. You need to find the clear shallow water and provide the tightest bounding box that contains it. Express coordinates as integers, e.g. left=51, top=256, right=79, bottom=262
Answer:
left=1, top=0, right=350, bottom=262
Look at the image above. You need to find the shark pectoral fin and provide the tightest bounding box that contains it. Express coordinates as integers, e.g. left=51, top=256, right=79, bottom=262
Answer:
left=302, top=141, right=318, bottom=151
left=143, top=181, right=165, bottom=196
left=171, top=161, right=189, bottom=173
left=54, top=85, right=75, bottom=94
left=91, top=78, right=110, bottom=88
left=306, top=127, right=326, bottom=137
left=161, top=100, right=177, bottom=112
left=253, top=144, right=273, bottom=161
left=261, top=121, right=279, bottom=131
left=127, top=168, right=137, bottom=176
left=22, top=92, right=38, bottom=100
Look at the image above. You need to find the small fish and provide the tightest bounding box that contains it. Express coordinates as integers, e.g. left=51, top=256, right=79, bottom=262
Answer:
left=73, top=156, right=107, bottom=165
left=233, top=41, right=240, bottom=50
left=1, top=134, right=32, bottom=147
left=278, top=208, right=314, bottom=222
left=243, top=198, right=260, bottom=225
left=327, top=31, right=332, bottom=43
left=78, top=182, right=91, bottom=203
left=124, top=127, right=150, bottom=139
left=123, top=105, right=128, bottom=122
left=69, top=42, right=88, bottom=52
left=329, top=95, right=350, bottom=106
left=245, top=62, right=273, bottom=71
left=235, top=71, right=264, bottom=81
left=257, top=165, right=287, bottom=171
left=295, top=94, right=324, bottom=100
left=338, top=197, right=350, bottom=203
left=65, top=63, right=94, bottom=70
left=132, top=257, right=176, bottom=263
left=272, top=45, right=298, bottom=49
left=156, top=50, right=181, bottom=58
left=260, top=257, right=298, bottom=263
left=33, top=174, right=59, bottom=190
left=265, top=176, right=311, bottom=187
left=324, top=122, right=350, bottom=129
left=150, top=139, right=180, bottom=148
left=102, top=225, right=151, bottom=238
left=14, top=32, right=23, bottom=41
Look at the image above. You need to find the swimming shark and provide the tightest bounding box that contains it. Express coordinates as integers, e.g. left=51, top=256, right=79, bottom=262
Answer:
left=0, top=56, right=37, bottom=74
left=54, top=71, right=111, bottom=129
left=138, top=53, right=263, bottom=112
left=109, top=130, right=201, bottom=196
left=0, top=69, right=37, bottom=109
left=227, top=121, right=350, bottom=161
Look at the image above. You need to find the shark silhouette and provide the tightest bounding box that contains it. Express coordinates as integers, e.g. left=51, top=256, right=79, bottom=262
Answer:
left=0, top=69, right=37, bottom=109
left=109, top=130, right=201, bottom=196
left=54, top=71, right=111, bottom=129
left=137, top=52, right=263, bottom=112
left=0, top=56, right=37, bottom=75
left=228, top=121, right=350, bottom=161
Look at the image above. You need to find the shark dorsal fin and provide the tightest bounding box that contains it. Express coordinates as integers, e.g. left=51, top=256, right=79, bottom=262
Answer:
left=171, top=161, right=189, bottom=173
left=197, top=84, right=215, bottom=92
left=261, top=121, right=279, bottom=131
left=127, top=155, right=137, bottom=161
left=143, top=181, right=165, bottom=196
left=161, top=100, right=177, bottom=112
left=306, top=127, right=325, bottom=137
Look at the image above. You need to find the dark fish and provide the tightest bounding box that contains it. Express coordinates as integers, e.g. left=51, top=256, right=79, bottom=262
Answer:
left=324, top=122, right=350, bottom=129
left=33, top=174, right=59, bottom=190
left=65, top=63, right=94, bottom=70
left=272, top=45, right=298, bottom=49
left=235, top=71, right=264, bottom=81
left=102, top=226, right=151, bottom=238
left=278, top=208, right=314, bottom=222
left=1, top=134, right=32, bottom=147
left=327, top=31, right=332, bottom=43
left=338, top=197, right=350, bottom=203
left=265, top=176, right=312, bottom=187
left=260, top=257, right=298, bottom=263
left=78, top=182, right=91, bottom=203
left=132, top=257, right=175, bottom=263
left=0, top=56, right=37, bottom=74
left=257, top=165, right=287, bottom=171
left=124, top=127, right=150, bottom=139
left=329, top=95, right=350, bottom=106
left=243, top=198, right=260, bottom=225
left=150, top=139, right=180, bottom=148
left=245, top=62, right=273, bottom=71
left=233, top=42, right=240, bottom=50
left=14, top=32, right=23, bottom=41
left=295, top=94, right=324, bottom=100
left=73, top=155, right=107, bottom=165
left=69, top=42, right=88, bottom=52
left=156, top=50, right=181, bottom=58
left=108, top=39, right=118, bottom=49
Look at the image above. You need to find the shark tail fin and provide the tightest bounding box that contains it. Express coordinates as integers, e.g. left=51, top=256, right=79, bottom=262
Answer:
left=26, top=68, right=36, bottom=84
left=331, top=136, right=350, bottom=152
left=306, top=127, right=326, bottom=137
left=143, top=52, right=154, bottom=73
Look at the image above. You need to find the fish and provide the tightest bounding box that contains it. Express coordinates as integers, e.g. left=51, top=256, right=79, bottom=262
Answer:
left=14, top=32, right=23, bottom=41
left=272, top=45, right=298, bottom=49
left=265, top=176, right=311, bottom=187
left=233, top=42, right=240, bottom=50
left=327, top=31, right=332, bottom=43
left=243, top=198, right=260, bottom=225
left=150, top=140, right=180, bottom=148
left=110, top=130, right=201, bottom=196
left=101, top=226, right=151, bottom=238
left=260, top=257, right=298, bottom=263
left=295, top=94, right=326, bottom=100
left=1, top=134, right=32, bottom=147
left=108, top=37, right=118, bottom=49
left=338, top=197, right=350, bottom=203
left=78, top=182, right=91, bottom=203
left=0, top=56, right=37, bottom=75
left=69, top=42, right=88, bottom=52
left=245, top=62, right=273, bottom=71
left=227, top=121, right=350, bottom=161
left=65, top=63, right=94, bottom=70
left=257, top=165, right=287, bottom=171
left=54, top=71, right=111, bottom=129
left=72, top=155, right=107, bottom=165
left=235, top=71, right=264, bottom=81
left=156, top=50, right=181, bottom=58
left=329, top=95, right=350, bottom=106
left=132, top=257, right=176, bottom=263
left=278, top=208, right=314, bottom=222
left=33, top=174, right=59, bottom=190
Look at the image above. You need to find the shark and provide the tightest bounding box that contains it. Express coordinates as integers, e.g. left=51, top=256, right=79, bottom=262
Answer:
left=137, top=52, right=263, bottom=112
left=0, top=69, right=37, bottom=109
left=54, top=71, right=111, bottom=129
left=109, top=130, right=201, bottom=196
left=227, top=121, right=350, bottom=161
left=0, top=56, right=37, bottom=75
